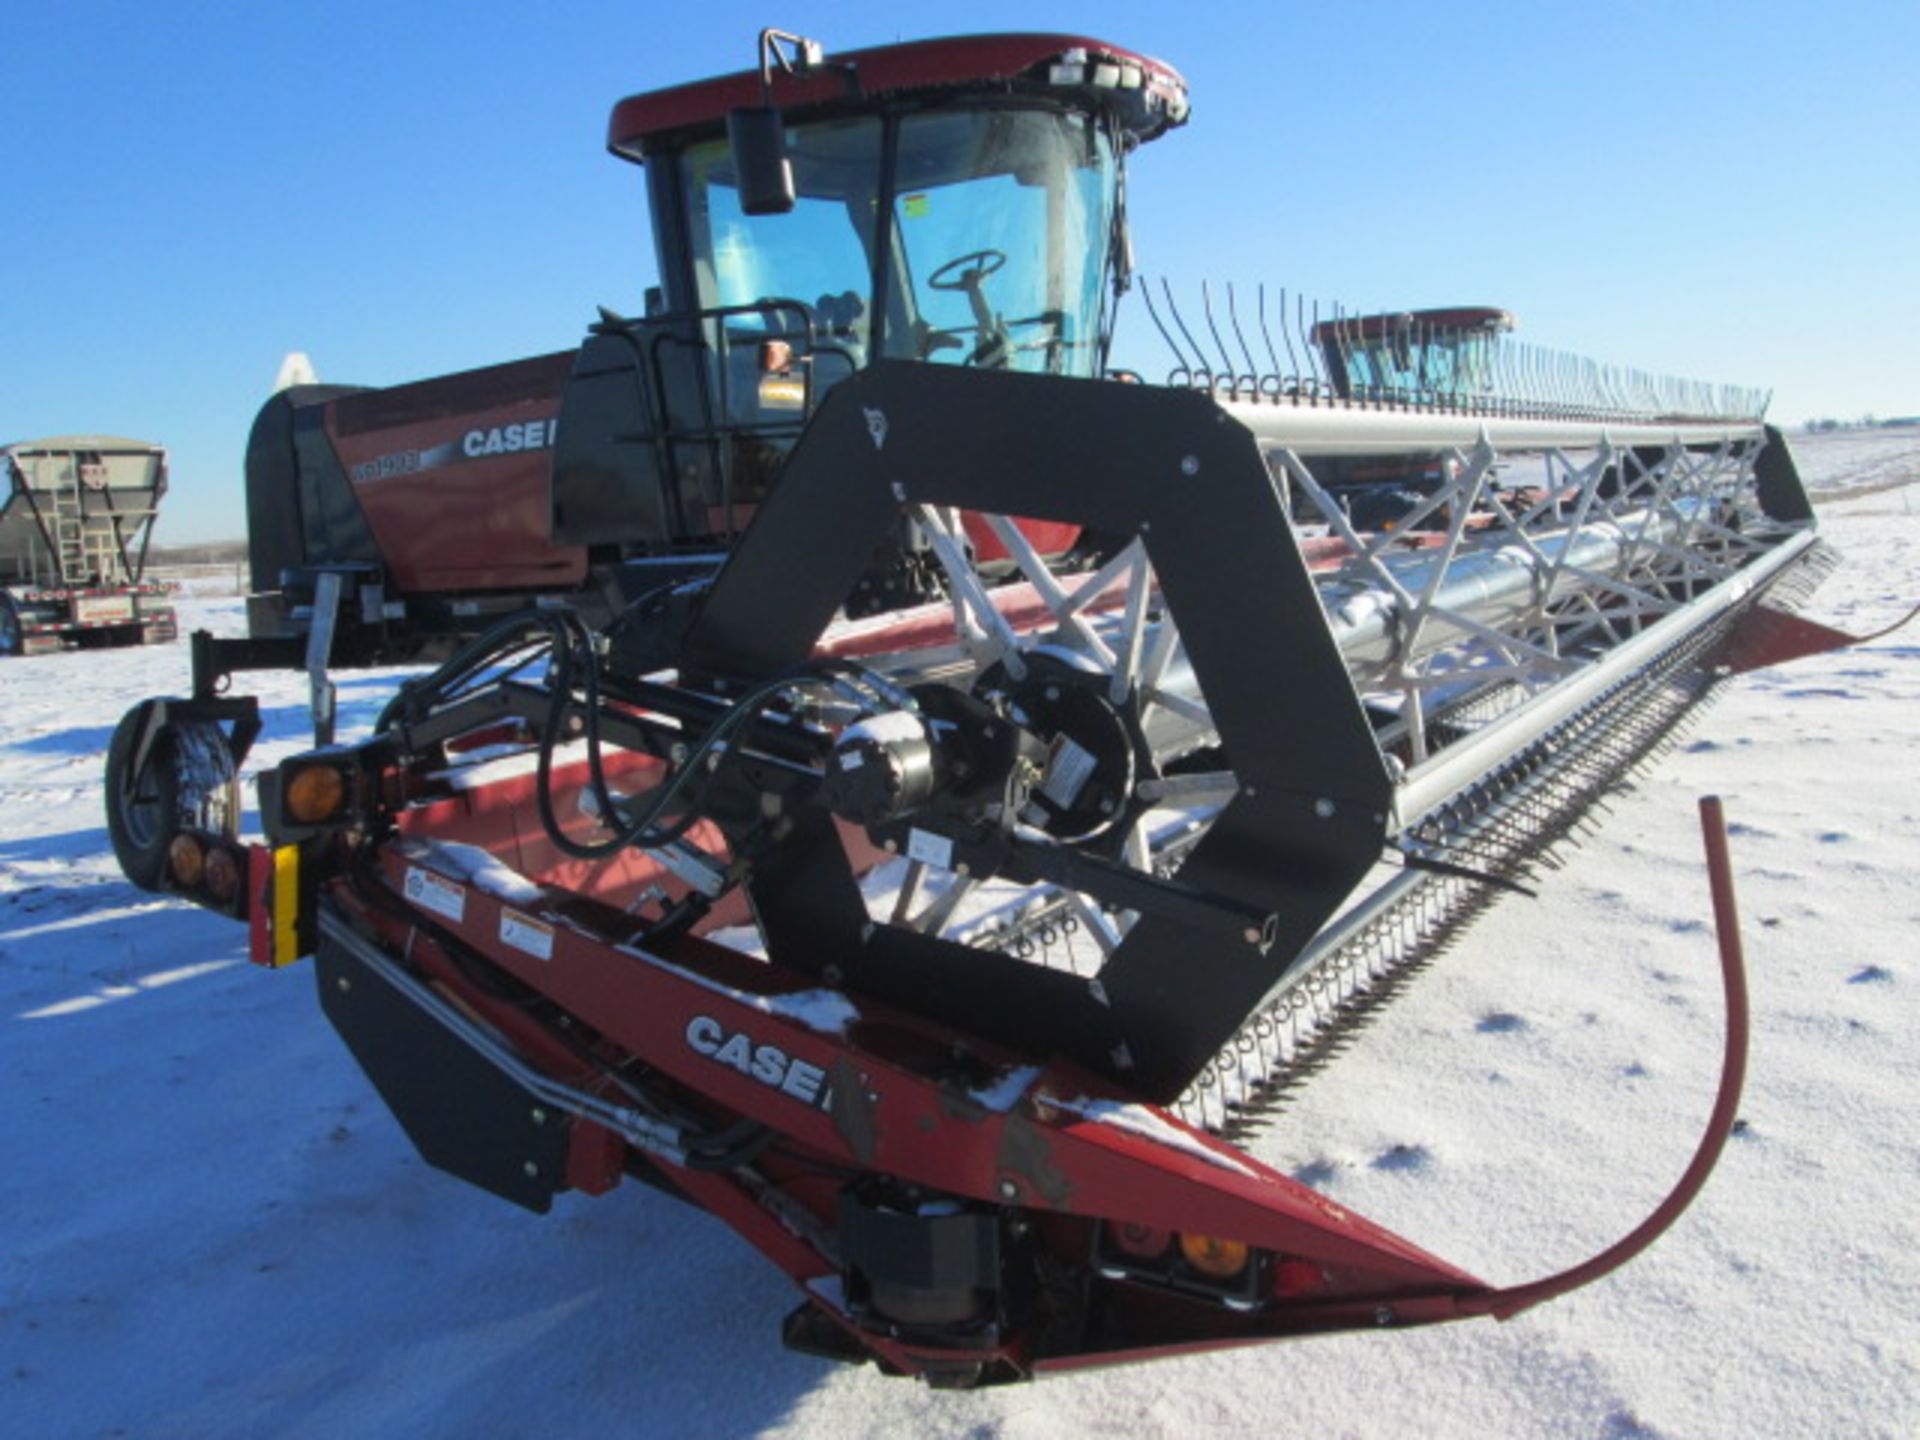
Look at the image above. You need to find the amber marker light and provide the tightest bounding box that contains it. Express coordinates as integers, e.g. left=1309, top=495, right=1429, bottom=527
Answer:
left=1177, top=1232, right=1251, bottom=1279
left=167, top=833, right=206, bottom=889
left=284, top=764, right=347, bottom=824
left=204, top=846, right=243, bottom=906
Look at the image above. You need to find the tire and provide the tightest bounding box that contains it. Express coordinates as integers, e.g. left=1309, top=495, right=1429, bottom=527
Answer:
left=105, top=705, right=241, bottom=892
left=0, top=591, right=22, bottom=657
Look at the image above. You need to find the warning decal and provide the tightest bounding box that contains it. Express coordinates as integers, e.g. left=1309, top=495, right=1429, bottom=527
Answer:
left=403, top=866, right=467, bottom=924
left=500, top=908, right=555, bottom=962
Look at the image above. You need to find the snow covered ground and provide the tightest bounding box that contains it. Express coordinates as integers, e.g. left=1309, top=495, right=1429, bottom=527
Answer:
left=3, top=430, right=1916, bottom=1438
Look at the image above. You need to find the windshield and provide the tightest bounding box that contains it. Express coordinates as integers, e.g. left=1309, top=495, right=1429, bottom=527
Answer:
left=1346, top=332, right=1500, bottom=397
left=681, top=116, right=883, bottom=355
left=883, top=110, right=1116, bottom=376
left=678, top=107, right=1120, bottom=380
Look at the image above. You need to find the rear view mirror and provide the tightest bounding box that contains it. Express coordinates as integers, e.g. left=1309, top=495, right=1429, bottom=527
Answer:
left=727, top=108, right=795, bottom=216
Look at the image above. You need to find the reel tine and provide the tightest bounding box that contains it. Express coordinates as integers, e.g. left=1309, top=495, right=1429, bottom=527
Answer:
left=1137, top=275, right=1192, bottom=386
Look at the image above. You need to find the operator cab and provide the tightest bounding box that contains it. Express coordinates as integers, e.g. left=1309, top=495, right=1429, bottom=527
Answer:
left=620, top=33, right=1186, bottom=380
left=551, top=34, right=1187, bottom=568
left=1306, top=307, right=1517, bottom=533
left=1312, top=307, right=1514, bottom=404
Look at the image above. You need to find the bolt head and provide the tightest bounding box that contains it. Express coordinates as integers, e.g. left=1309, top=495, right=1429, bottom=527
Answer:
left=530, top=1108, right=547, bottom=1126
left=1314, top=798, right=1336, bottom=818
left=1180, top=455, right=1200, bottom=476
left=523, top=1162, right=540, bottom=1179
left=997, top=1178, right=1019, bottom=1201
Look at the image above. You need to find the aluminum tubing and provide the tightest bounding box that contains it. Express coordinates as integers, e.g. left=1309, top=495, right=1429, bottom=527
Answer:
left=1217, top=398, right=1765, bottom=459
left=1319, top=506, right=1688, bottom=673
left=1390, top=527, right=1818, bottom=828
left=1105, top=503, right=1692, bottom=729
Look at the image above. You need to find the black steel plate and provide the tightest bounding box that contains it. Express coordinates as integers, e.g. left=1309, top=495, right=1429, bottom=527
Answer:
left=316, top=929, right=567, bottom=1214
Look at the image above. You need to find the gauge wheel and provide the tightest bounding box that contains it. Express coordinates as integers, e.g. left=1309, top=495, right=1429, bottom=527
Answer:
left=105, top=706, right=240, bottom=892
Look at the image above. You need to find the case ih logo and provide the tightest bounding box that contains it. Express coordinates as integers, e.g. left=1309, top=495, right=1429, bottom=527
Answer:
left=684, top=1015, right=833, bottom=1110
left=461, top=419, right=556, bottom=458
left=349, top=419, right=558, bottom=484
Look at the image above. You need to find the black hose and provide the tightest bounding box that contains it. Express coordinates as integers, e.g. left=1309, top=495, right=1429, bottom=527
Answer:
left=379, top=601, right=905, bottom=879
left=376, top=608, right=569, bottom=734
left=535, top=610, right=848, bottom=863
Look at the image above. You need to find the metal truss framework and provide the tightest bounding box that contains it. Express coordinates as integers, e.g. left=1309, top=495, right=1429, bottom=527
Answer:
left=857, top=394, right=1814, bottom=1123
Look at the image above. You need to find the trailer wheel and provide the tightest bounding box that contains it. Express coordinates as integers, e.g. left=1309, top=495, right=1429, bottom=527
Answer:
left=0, top=593, right=22, bottom=656
left=105, top=706, right=241, bottom=892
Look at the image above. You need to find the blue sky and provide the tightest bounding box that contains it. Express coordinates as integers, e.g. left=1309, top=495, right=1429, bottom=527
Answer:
left=3, top=0, right=1914, bottom=543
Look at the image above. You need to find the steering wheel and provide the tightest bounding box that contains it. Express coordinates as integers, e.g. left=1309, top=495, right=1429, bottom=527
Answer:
left=927, top=248, right=1007, bottom=291
left=923, top=249, right=1012, bottom=365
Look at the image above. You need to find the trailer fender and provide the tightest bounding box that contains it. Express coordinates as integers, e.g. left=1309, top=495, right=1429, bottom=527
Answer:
left=0, top=591, right=21, bottom=656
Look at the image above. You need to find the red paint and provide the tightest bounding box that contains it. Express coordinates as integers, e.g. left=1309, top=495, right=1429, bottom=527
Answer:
left=608, top=34, right=1187, bottom=153
left=564, top=1120, right=626, bottom=1196
left=324, top=352, right=588, bottom=594
left=1715, top=599, right=1917, bottom=674
left=1310, top=307, right=1514, bottom=342
left=246, top=844, right=276, bottom=968
left=334, top=850, right=1487, bottom=1377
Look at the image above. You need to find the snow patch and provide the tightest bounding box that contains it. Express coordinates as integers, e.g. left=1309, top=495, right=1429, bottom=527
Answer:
left=611, top=940, right=861, bottom=1036
left=393, top=837, right=545, bottom=906
left=1046, top=1093, right=1259, bottom=1179
left=969, top=1064, right=1042, bottom=1113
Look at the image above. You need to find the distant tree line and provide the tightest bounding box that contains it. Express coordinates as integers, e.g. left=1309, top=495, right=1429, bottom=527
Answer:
left=1803, top=414, right=1920, bottom=432
left=148, top=539, right=248, bottom=565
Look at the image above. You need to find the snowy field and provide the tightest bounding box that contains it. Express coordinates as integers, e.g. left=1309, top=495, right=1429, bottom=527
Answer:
left=3, top=430, right=1916, bottom=1438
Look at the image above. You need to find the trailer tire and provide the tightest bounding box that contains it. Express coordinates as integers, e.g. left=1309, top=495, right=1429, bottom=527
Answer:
left=0, top=592, right=22, bottom=657
left=105, top=705, right=241, bottom=892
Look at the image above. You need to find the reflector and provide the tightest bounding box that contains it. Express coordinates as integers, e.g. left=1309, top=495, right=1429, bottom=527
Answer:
left=167, top=833, right=205, bottom=889
left=204, top=846, right=243, bottom=905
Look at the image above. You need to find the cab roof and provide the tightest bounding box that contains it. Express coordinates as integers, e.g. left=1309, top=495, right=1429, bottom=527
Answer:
left=1311, top=308, right=1516, bottom=342
left=607, top=33, right=1188, bottom=159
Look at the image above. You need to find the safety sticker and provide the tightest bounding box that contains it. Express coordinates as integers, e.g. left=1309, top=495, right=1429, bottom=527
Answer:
left=403, top=866, right=466, bottom=923
left=1039, top=734, right=1097, bottom=810
left=500, top=908, right=555, bottom=962
left=907, top=826, right=954, bottom=871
